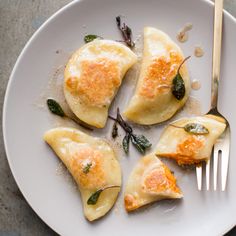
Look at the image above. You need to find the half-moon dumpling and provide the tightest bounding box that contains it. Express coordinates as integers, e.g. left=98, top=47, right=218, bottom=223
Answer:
left=64, top=39, right=137, bottom=128
left=155, top=115, right=226, bottom=165
left=44, top=127, right=121, bottom=221
left=124, top=153, right=182, bottom=212
left=124, top=27, right=190, bottom=124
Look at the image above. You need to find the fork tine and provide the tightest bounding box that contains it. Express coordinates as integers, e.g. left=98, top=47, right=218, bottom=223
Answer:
left=206, top=159, right=210, bottom=190
left=196, top=165, right=202, bottom=190
left=221, top=151, right=229, bottom=191
left=221, top=127, right=230, bottom=191
left=213, top=146, right=219, bottom=191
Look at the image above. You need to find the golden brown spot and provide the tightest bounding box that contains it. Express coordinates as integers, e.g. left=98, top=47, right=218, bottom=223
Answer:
left=67, top=58, right=120, bottom=107
left=66, top=76, right=78, bottom=91
left=69, top=147, right=106, bottom=189
left=143, top=165, right=181, bottom=194
left=139, top=51, right=182, bottom=99
left=124, top=194, right=138, bottom=211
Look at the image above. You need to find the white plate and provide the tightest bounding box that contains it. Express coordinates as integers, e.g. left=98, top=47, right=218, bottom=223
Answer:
left=3, top=0, right=236, bottom=235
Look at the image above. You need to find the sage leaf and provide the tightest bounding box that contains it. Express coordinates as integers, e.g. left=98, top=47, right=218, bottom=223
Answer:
left=112, top=122, right=118, bottom=138
left=87, top=186, right=120, bottom=205
left=83, top=163, right=92, bottom=174
left=132, top=134, right=152, bottom=149
left=123, top=134, right=130, bottom=154
left=47, top=99, right=65, bottom=117
left=184, top=123, right=209, bottom=135
left=108, top=108, right=152, bottom=156
left=116, top=16, right=121, bottom=27
left=87, top=189, right=103, bottom=205
left=116, top=16, right=135, bottom=48
left=172, top=56, right=190, bottom=100
left=172, top=73, right=185, bottom=100
left=131, top=135, right=145, bottom=154
left=84, top=34, right=101, bottom=43
left=47, top=99, right=93, bottom=131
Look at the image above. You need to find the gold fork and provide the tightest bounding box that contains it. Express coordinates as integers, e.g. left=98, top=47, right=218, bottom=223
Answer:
left=196, top=0, right=231, bottom=191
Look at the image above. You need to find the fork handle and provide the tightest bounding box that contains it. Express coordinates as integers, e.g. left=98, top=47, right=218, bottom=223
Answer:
left=211, top=0, right=224, bottom=109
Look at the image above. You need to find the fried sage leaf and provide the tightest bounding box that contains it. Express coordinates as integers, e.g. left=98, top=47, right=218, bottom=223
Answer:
left=87, top=189, right=103, bottom=205
left=109, top=108, right=152, bottom=155
left=87, top=186, right=120, bottom=205
left=116, top=16, right=135, bottom=48
left=184, top=123, right=209, bottom=135
left=84, top=34, right=101, bottom=43
left=112, top=122, right=118, bottom=138
left=172, top=73, right=185, bottom=100
left=123, top=134, right=130, bottom=154
left=132, top=134, right=152, bottom=149
left=46, top=98, right=93, bottom=130
left=83, top=163, right=92, bottom=174
left=47, top=99, right=65, bottom=117
left=172, top=56, right=190, bottom=100
left=131, top=135, right=145, bottom=154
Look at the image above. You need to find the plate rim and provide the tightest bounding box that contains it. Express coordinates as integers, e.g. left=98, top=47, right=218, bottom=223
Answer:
left=2, top=0, right=236, bottom=235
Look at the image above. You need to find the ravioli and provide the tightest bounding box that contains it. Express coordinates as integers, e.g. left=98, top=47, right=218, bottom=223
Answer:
left=44, top=127, right=121, bottom=221
left=124, top=27, right=190, bottom=124
left=64, top=39, right=137, bottom=128
left=124, top=153, right=182, bottom=212
left=155, top=115, right=226, bottom=165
